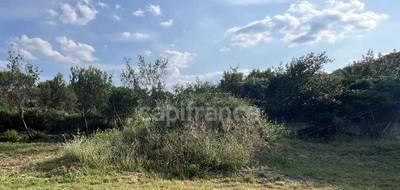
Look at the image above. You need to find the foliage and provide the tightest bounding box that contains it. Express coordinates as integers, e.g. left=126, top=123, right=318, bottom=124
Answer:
left=70, top=66, right=112, bottom=134
left=106, top=86, right=140, bottom=128
left=1, top=49, right=400, bottom=140
left=65, top=91, right=283, bottom=178
left=0, top=51, right=39, bottom=138
left=121, top=56, right=169, bottom=108
left=219, top=51, right=400, bottom=137
left=37, top=73, right=77, bottom=111
left=1, top=129, right=23, bottom=142
left=121, top=56, right=168, bottom=92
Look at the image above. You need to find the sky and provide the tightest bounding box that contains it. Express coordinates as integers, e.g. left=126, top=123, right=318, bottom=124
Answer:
left=0, top=0, right=399, bottom=87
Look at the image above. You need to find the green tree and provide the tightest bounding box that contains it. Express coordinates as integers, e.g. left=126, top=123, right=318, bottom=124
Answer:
left=219, top=66, right=244, bottom=97
left=37, top=73, right=77, bottom=111
left=0, top=51, right=39, bottom=138
left=70, top=66, right=112, bottom=135
left=121, top=56, right=168, bottom=107
left=264, top=52, right=334, bottom=121
left=107, top=86, right=140, bottom=128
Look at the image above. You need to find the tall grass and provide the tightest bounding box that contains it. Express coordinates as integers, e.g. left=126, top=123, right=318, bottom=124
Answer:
left=64, top=92, right=286, bottom=178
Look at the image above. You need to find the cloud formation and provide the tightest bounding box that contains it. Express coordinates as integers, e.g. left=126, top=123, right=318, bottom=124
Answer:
left=219, top=46, right=231, bottom=53
left=160, top=19, right=174, bottom=27
left=147, top=4, right=162, bottom=16
left=121, top=32, right=150, bottom=40
left=56, top=36, right=97, bottom=62
left=13, top=35, right=97, bottom=65
left=143, top=50, right=152, bottom=56
left=113, top=14, right=121, bottom=21
left=133, top=4, right=162, bottom=17
left=133, top=8, right=145, bottom=17
left=227, top=0, right=387, bottom=47
left=163, top=50, right=194, bottom=69
left=98, top=2, right=108, bottom=8
left=115, top=4, right=122, bottom=11
left=161, top=49, right=205, bottom=87
left=58, top=2, right=98, bottom=26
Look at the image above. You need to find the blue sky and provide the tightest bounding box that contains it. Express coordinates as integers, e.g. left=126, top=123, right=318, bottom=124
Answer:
left=0, top=0, right=399, bottom=86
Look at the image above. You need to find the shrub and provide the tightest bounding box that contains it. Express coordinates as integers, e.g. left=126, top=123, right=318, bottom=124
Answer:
left=65, top=91, right=284, bottom=178
left=2, top=129, right=23, bottom=142
left=30, top=130, right=50, bottom=142
left=65, top=129, right=124, bottom=169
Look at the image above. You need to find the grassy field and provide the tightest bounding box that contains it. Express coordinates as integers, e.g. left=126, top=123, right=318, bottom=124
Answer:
left=0, top=139, right=399, bottom=189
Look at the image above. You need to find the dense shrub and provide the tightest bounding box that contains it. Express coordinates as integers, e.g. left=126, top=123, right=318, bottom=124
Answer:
left=65, top=91, right=284, bottom=178
left=1, top=129, right=23, bottom=142
left=0, top=110, right=113, bottom=135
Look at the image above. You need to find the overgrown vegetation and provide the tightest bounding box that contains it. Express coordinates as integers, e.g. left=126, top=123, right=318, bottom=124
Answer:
left=65, top=90, right=284, bottom=178
left=220, top=50, right=400, bottom=138
left=1, top=49, right=400, bottom=179
left=1, top=139, right=399, bottom=189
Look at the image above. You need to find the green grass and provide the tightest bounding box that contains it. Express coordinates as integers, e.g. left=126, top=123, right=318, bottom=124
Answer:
left=261, top=139, right=400, bottom=189
left=0, top=139, right=399, bottom=189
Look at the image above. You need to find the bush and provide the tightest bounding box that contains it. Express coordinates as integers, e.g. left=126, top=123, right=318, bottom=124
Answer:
left=2, top=129, right=23, bottom=142
left=65, top=129, right=124, bottom=169
left=65, top=91, right=284, bottom=178
left=30, top=130, right=50, bottom=142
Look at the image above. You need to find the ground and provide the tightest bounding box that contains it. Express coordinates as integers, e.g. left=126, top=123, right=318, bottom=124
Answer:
left=0, top=139, right=399, bottom=189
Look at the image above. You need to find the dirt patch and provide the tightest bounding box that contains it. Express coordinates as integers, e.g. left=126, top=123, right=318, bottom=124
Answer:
left=0, top=143, right=62, bottom=174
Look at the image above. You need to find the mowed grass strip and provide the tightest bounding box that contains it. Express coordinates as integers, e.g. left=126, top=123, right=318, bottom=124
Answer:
left=262, top=139, right=400, bottom=189
left=1, top=139, right=399, bottom=189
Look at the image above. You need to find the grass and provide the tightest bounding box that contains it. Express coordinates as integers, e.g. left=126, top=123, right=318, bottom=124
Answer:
left=0, top=139, right=399, bottom=189
left=261, top=139, right=400, bottom=189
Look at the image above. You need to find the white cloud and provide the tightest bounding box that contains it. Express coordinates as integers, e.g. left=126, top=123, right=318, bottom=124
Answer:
left=121, top=32, right=131, bottom=38
left=219, top=46, right=231, bottom=53
left=59, top=2, right=98, bottom=26
left=160, top=49, right=200, bottom=88
left=16, top=35, right=74, bottom=64
left=147, top=4, right=162, bottom=16
left=56, top=36, right=97, bottom=62
left=227, top=0, right=387, bottom=47
left=47, top=9, right=58, bottom=17
left=88, top=63, right=124, bottom=72
left=167, top=69, right=251, bottom=88
left=115, top=4, right=122, bottom=10
left=12, top=35, right=97, bottom=65
left=133, top=8, right=145, bottom=17
left=167, top=71, right=223, bottom=88
left=143, top=50, right=152, bottom=56
left=133, top=33, right=149, bottom=40
left=121, top=32, right=150, bottom=40
left=98, top=2, right=108, bottom=8
left=163, top=50, right=194, bottom=69
left=113, top=14, right=121, bottom=21
left=160, top=19, right=174, bottom=27
left=18, top=48, right=37, bottom=60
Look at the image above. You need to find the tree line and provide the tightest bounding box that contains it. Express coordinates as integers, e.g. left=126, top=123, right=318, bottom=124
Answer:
left=1, top=49, right=400, bottom=140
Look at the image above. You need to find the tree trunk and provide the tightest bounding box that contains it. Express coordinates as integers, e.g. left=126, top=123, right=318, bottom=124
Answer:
left=20, top=109, right=32, bottom=139
left=82, top=110, right=89, bottom=136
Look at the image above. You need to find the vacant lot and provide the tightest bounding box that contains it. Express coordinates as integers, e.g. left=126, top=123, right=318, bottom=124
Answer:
left=0, top=139, right=399, bottom=189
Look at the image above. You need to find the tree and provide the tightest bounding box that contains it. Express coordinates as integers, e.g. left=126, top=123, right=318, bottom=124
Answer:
left=264, top=52, right=334, bottom=121
left=121, top=55, right=168, bottom=107
left=107, top=86, right=140, bottom=128
left=37, top=73, right=77, bottom=111
left=70, top=66, right=112, bottom=135
left=219, top=66, right=244, bottom=97
left=0, top=51, right=39, bottom=138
